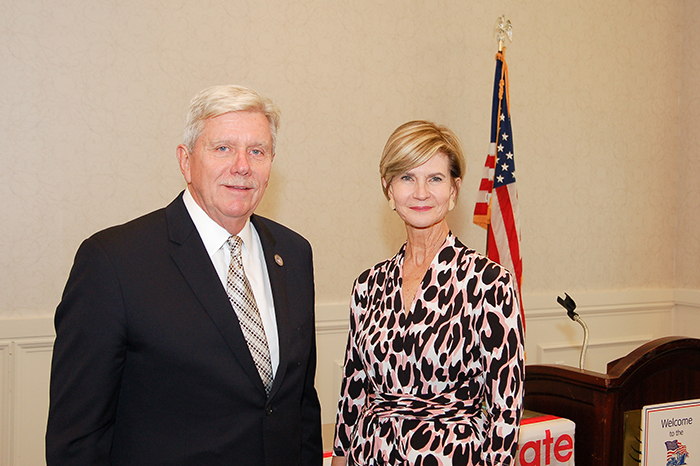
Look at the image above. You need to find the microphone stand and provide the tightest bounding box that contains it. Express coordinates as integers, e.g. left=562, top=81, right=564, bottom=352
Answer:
left=557, top=293, right=589, bottom=370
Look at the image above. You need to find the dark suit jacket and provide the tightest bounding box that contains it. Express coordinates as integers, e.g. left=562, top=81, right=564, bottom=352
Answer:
left=46, top=193, right=322, bottom=466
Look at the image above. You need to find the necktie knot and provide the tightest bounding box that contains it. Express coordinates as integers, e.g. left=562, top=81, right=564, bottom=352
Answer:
left=227, top=236, right=244, bottom=269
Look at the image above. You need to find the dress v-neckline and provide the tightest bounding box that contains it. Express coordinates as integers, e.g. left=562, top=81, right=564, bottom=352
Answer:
left=399, top=236, right=448, bottom=314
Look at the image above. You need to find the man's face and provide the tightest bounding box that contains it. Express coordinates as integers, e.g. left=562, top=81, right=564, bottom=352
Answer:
left=177, top=111, right=274, bottom=234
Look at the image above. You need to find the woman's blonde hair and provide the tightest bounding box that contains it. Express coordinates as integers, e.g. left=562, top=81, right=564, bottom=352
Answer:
left=379, top=120, right=465, bottom=199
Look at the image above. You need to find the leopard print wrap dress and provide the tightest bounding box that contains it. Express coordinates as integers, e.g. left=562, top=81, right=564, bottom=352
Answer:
left=333, top=234, right=524, bottom=465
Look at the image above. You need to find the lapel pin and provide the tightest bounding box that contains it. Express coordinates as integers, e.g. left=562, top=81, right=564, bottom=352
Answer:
left=274, top=254, right=284, bottom=266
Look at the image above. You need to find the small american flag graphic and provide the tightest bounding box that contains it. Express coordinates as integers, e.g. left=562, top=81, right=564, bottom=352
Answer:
left=665, top=439, right=689, bottom=464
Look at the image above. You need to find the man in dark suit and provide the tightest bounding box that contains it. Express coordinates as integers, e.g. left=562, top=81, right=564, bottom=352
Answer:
left=46, top=85, right=323, bottom=466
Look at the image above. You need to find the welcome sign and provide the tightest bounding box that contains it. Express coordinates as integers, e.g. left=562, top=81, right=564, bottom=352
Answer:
left=641, top=398, right=700, bottom=466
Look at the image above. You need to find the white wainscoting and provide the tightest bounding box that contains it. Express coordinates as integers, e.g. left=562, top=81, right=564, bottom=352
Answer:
left=0, top=318, right=55, bottom=466
left=2, top=289, right=700, bottom=465
left=521, top=289, right=678, bottom=370
left=314, top=289, right=700, bottom=425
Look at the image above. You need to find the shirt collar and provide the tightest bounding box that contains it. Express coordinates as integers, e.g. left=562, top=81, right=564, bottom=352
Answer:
left=182, top=188, right=253, bottom=257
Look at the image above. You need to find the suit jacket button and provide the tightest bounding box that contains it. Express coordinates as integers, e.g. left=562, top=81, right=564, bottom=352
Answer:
left=266, top=406, right=273, bottom=416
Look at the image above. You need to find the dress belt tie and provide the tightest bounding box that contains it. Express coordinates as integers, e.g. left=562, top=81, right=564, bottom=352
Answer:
left=364, top=392, right=480, bottom=423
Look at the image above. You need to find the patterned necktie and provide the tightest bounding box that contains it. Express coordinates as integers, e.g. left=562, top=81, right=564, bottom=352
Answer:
left=226, top=236, right=273, bottom=394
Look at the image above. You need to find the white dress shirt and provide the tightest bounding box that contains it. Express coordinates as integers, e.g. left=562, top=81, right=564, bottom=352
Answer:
left=182, top=188, right=279, bottom=375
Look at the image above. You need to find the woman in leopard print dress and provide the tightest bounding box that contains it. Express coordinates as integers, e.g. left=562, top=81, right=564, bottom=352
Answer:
left=332, top=121, right=524, bottom=466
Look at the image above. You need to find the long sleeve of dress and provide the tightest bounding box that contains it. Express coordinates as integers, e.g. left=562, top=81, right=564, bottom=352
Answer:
left=479, top=266, right=525, bottom=465
left=333, top=272, right=371, bottom=456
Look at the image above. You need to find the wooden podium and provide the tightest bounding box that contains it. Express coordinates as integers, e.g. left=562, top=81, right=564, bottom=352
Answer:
left=523, top=336, right=700, bottom=466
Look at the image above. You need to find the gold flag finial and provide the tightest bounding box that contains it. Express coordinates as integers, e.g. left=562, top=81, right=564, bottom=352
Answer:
left=494, top=15, right=513, bottom=52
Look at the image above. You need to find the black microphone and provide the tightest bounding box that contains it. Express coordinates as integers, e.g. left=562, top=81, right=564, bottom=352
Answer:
left=557, top=293, right=589, bottom=370
left=557, top=293, right=578, bottom=320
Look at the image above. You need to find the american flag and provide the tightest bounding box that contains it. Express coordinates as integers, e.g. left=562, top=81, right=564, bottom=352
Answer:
left=473, top=51, right=524, bottom=327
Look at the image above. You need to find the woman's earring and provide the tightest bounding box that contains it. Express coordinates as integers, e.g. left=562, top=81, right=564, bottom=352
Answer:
left=388, top=198, right=396, bottom=210
left=448, top=199, right=455, bottom=211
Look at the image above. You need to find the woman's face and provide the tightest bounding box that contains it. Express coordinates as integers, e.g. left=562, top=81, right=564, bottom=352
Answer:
left=385, top=152, right=461, bottom=231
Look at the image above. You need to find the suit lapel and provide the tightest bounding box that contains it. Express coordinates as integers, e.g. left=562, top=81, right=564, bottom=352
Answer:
left=166, top=195, right=267, bottom=395
left=251, top=215, right=291, bottom=398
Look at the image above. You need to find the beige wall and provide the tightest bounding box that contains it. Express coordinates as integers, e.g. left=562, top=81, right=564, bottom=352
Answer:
left=3, top=1, right=700, bottom=461
left=0, top=0, right=696, bottom=317
left=677, top=1, right=700, bottom=289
